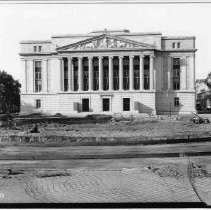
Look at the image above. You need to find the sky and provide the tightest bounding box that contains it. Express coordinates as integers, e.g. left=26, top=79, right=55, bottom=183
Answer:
left=0, top=2, right=211, bottom=85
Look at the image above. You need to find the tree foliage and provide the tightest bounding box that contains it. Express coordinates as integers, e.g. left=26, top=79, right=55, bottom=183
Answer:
left=205, top=72, right=211, bottom=90
left=0, top=70, right=21, bottom=113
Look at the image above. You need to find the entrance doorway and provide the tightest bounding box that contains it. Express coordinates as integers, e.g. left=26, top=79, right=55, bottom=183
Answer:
left=82, top=98, right=89, bottom=112
left=123, top=98, right=130, bottom=111
left=103, top=98, right=110, bottom=111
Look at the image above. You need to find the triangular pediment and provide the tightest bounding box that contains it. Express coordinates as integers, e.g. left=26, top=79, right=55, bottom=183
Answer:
left=57, top=34, right=155, bottom=51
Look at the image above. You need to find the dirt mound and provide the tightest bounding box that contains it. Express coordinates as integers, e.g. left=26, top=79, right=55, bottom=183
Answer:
left=35, top=170, right=71, bottom=178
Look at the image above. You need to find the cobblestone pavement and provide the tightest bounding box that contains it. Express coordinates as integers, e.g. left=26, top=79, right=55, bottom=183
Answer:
left=0, top=158, right=211, bottom=204
left=11, top=168, right=200, bottom=203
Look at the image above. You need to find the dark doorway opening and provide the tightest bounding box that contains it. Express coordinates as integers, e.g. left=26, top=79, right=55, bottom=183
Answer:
left=103, top=98, right=110, bottom=111
left=82, top=98, right=89, bottom=112
left=123, top=98, right=130, bottom=111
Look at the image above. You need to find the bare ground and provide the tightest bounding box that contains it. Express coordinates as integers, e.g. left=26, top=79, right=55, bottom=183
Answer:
left=1, top=114, right=211, bottom=139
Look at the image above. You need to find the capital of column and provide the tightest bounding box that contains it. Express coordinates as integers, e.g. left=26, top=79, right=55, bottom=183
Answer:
left=129, top=55, right=134, bottom=59
left=78, top=56, right=83, bottom=60
left=150, top=55, right=155, bottom=59
left=109, top=56, right=113, bottom=59
left=88, top=56, right=93, bottom=60
left=139, top=54, right=144, bottom=59
left=119, top=55, right=124, bottom=59
left=98, top=56, right=103, bottom=60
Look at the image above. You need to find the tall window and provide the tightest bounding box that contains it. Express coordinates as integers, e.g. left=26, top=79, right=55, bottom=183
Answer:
left=36, top=99, right=41, bottom=109
left=64, top=58, right=68, bottom=91
left=172, top=43, right=176, bottom=49
left=174, top=97, right=179, bottom=107
left=73, top=59, right=78, bottom=91
left=134, top=57, right=140, bottom=90
left=173, top=58, right=180, bottom=90
left=34, top=46, right=37, bottom=52
left=83, top=58, right=89, bottom=91
left=113, top=57, right=119, bottom=90
left=103, top=58, right=109, bottom=90
left=38, top=46, right=42, bottom=52
left=144, top=56, right=150, bottom=90
left=93, top=58, right=99, bottom=91
left=123, top=57, right=129, bottom=90
left=34, top=61, right=42, bottom=92
left=177, top=42, right=181, bottom=48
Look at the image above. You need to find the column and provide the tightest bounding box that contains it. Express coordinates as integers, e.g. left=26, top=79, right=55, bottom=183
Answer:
left=98, top=56, right=103, bottom=91
left=154, top=65, right=156, bottom=91
left=68, top=57, right=73, bottom=91
left=46, top=59, right=49, bottom=92
left=180, top=56, right=187, bottom=90
left=189, top=55, right=195, bottom=90
left=21, top=59, right=27, bottom=93
left=42, top=59, right=48, bottom=92
left=60, top=58, right=64, bottom=91
left=109, top=56, right=113, bottom=91
left=167, top=56, right=172, bottom=90
left=139, top=55, right=144, bottom=90
left=129, top=55, right=134, bottom=90
left=78, top=57, right=83, bottom=91
left=30, top=60, right=34, bottom=92
left=88, top=56, right=93, bottom=91
left=150, top=55, right=154, bottom=90
left=119, top=56, right=123, bottom=90
left=160, top=57, right=163, bottom=91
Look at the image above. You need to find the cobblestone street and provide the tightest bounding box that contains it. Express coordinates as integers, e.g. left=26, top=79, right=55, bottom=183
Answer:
left=21, top=168, right=199, bottom=203
left=1, top=161, right=210, bottom=204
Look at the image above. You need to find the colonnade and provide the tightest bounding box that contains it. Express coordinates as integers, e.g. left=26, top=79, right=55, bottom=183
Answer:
left=59, top=54, right=156, bottom=92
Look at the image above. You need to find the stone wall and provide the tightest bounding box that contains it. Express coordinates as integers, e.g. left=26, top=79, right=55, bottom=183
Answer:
left=20, top=91, right=156, bottom=115
left=156, top=91, right=196, bottom=114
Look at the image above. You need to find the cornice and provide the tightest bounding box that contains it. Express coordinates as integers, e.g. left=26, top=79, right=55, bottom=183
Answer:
left=162, top=36, right=196, bottom=40
left=160, top=49, right=197, bottom=52
left=19, top=52, right=56, bottom=56
left=20, top=40, right=52, bottom=44
left=58, top=48, right=156, bottom=53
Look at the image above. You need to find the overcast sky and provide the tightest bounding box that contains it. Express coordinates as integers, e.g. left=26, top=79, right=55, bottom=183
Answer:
left=0, top=3, right=211, bottom=85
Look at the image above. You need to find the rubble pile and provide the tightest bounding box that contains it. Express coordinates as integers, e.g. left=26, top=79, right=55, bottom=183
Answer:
left=192, top=168, right=211, bottom=178
left=153, top=165, right=184, bottom=179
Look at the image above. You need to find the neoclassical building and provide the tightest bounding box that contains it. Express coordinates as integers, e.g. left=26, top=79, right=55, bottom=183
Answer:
left=20, top=29, right=197, bottom=115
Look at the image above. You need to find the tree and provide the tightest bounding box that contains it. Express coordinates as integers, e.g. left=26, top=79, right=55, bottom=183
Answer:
left=205, top=72, right=211, bottom=90
left=0, top=70, right=21, bottom=113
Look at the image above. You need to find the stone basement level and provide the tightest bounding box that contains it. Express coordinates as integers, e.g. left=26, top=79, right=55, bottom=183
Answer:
left=20, top=29, right=197, bottom=116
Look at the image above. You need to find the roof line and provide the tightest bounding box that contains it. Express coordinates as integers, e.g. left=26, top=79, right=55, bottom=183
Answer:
left=56, top=33, right=156, bottom=50
left=52, top=32, right=162, bottom=38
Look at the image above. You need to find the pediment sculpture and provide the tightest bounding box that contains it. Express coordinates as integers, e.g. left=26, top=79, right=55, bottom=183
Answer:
left=73, top=37, right=140, bottom=50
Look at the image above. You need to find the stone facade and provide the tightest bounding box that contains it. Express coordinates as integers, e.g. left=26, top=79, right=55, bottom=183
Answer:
left=19, top=29, right=197, bottom=116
